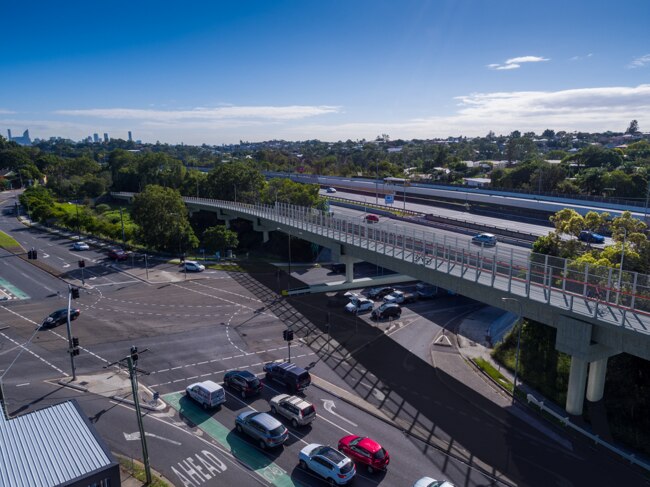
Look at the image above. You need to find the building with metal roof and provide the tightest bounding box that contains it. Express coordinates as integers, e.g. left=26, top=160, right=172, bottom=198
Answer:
left=0, top=399, right=120, bottom=487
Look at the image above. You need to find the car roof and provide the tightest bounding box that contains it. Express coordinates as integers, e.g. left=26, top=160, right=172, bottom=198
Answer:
left=276, top=362, right=308, bottom=374
left=284, top=395, right=313, bottom=409
left=477, top=233, right=495, bottom=237
left=250, top=411, right=283, bottom=429
left=232, top=370, right=257, bottom=380
left=193, top=380, right=223, bottom=393
left=316, top=446, right=348, bottom=465
left=357, top=437, right=382, bottom=453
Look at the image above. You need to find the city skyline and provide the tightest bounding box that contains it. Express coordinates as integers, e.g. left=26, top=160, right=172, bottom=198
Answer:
left=1, top=1, right=649, bottom=145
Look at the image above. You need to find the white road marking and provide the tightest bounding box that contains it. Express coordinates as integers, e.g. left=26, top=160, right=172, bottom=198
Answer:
left=124, top=431, right=182, bottom=446
left=16, top=382, right=30, bottom=387
left=0, top=331, right=68, bottom=376
left=321, top=399, right=358, bottom=427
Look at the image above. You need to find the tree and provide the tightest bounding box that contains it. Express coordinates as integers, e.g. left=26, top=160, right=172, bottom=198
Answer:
left=131, top=185, right=198, bottom=253
left=626, top=120, right=639, bottom=135
left=550, top=208, right=585, bottom=238
left=202, top=226, right=239, bottom=255
left=205, top=161, right=265, bottom=203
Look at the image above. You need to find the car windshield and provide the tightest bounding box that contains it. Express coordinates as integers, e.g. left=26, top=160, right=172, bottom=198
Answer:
left=269, top=425, right=285, bottom=436
left=339, top=461, right=353, bottom=474
left=302, top=405, right=315, bottom=416
left=374, top=448, right=386, bottom=460
left=247, top=378, right=260, bottom=387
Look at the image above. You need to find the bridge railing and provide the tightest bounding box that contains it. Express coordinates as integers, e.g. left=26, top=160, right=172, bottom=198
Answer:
left=112, top=193, right=650, bottom=330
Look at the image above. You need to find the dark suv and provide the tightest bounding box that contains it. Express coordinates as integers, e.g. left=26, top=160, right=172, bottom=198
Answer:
left=371, top=303, right=401, bottom=320
left=263, top=362, right=311, bottom=393
left=107, top=248, right=128, bottom=261
left=224, top=370, right=263, bottom=399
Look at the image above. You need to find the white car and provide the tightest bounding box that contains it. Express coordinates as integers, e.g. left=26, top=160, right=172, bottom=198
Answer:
left=471, top=233, right=497, bottom=246
left=326, top=187, right=337, bottom=193
left=181, top=260, right=205, bottom=272
left=383, top=290, right=405, bottom=304
left=299, top=444, right=356, bottom=485
left=72, top=241, right=90, bottom=251
left=345, top=297, right=374, bottom=314
left=412, top=478, right=456, bottom=487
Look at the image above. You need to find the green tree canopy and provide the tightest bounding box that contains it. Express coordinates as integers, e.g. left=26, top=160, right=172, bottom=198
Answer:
left=202, top=225, right=239, bottom=254
left=205, top=161, right=265, bottom=203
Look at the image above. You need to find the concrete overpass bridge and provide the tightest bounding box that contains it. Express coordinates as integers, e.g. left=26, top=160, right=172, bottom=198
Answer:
left=113, top=192, right=650, bottom=416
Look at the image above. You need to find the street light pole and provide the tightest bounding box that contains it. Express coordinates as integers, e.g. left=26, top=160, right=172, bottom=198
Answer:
left=644, top=179, right=650, bottom=224
left=375, top=161, right=379, bottom=205
left=616, top=228, right=627, bottom=305
left=501, top=297, right=523, bottom=403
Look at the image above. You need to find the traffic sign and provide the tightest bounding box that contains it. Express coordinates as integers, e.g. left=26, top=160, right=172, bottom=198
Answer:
left=385, top=194, right=394, bottom=205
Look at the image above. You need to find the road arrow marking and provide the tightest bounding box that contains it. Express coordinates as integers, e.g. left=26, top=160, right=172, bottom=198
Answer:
left=62, top=264, right=70, bottom=268
left=124, top=431, right=182, bottom=445
left=321, top=399, right=357, bottom=427
left=42, top=253, right=50, bottom=258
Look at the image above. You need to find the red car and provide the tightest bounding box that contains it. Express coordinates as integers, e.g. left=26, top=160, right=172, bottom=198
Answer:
left=337, top=435, right=389, bottom=473
left=364, top=214, right=379, bottom=223
left=107, top=248, right=128, bottom=261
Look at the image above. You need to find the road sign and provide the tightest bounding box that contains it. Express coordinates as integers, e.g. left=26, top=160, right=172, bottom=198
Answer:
left=385, top=194, right=394, bottom=205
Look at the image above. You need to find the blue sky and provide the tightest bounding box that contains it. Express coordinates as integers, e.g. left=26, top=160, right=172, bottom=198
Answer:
left=1, top=0, right=649, bottom=144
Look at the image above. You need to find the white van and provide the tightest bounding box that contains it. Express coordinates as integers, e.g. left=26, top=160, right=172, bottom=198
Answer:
left=186, top=380, right=226, bottom=409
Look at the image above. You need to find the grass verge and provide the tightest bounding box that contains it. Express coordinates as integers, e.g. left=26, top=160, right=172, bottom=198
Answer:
left=0, top=230, right=20, bottom=250
left=117, top=455, right=171, bottom=487
left=472, top=357, right=514, bottom=393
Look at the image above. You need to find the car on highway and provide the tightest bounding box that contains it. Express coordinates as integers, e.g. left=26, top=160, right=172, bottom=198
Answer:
left=269, top=394, right=316, bottom=427
left=223, top=370, right=262, bottom=399
left=345, top=297, right=374, bottom=314
left=579, top=230, right=605, bottom=244
left=107, top=248, right=128, bottom=261
left=326, top=187, right=337, bottom=193
left=337, top=435, right=390, bottom=473
left=371, top=302, right=401, bottom=320
left=181, top=260, right=205, bottom=272
left=412, top=477, right=456, bottom=487
left=367, top=286, right=395, bottom=300
left=471, top=233, right=497, bottom=246
left=263, top=361, right=311, bottom=393
left=364, top=214, right=379, bottom=223
left=186, top=380, right=226, bottom=409
left=72, top=241, right=90, bottom=251
left=41, top=308, right=80, bottom=328
left=299, top=444, right=356, bottom=485
left=235, top=411, right=288, bottom=449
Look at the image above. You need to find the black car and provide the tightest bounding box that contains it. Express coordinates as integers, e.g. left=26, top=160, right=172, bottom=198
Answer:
left=224, top=370, right=263, bottom=399
left=367, top=287, right=395, bottom=300
left=41, top=308, right=80, bottom=328
left=371, top=303, right=401, bottom=320
left=263, top=362, right=311, bottom=393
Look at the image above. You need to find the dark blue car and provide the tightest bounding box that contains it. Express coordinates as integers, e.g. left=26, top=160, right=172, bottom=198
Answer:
left=579, top=231, right=605, bottom=244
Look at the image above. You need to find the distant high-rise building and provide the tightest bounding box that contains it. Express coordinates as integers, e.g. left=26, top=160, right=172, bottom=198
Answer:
left=128, top=131, right=133, bottom=141
left=7, top=129, right=32, bottom=146
left=93, top=133, right=99, bottom=143
left=104, top=133, right=109, bottom=142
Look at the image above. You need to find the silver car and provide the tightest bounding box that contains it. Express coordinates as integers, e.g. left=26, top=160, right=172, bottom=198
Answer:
left=269, top=394, right=316, bottom=427
left=235, top=411, right=288, bottom=449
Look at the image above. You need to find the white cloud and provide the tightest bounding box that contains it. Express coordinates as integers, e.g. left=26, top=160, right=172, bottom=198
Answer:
left=56, top=105, right=340, bottom=121
left=628, top=54, right=650, bottom=68
left=0, top=109, right=15, bottom=114
left=488, top=55, right=549, bottom=70
left=570, top=53, right=593, bottom=61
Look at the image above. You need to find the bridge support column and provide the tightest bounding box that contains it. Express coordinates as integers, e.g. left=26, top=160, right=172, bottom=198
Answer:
left=262, top=230, right=269, bottom=243
left=566, top=356, right=588, bottom=415
left=586, top=357, right=608, bottom=403
left=340, top=255, right=360, bottom=283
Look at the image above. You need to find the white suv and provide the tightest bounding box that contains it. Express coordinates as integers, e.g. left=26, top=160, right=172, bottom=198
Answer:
left=269, top=394, right=316, bottom=427
left=299, top=444, right=356, bottom=485
left=345, top=297, right=374, bottom=314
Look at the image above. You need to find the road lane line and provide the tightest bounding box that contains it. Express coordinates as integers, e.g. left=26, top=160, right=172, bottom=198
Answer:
left=0, top=331, right=68, bottom=376
left=16, top=382, right=30, bottom=387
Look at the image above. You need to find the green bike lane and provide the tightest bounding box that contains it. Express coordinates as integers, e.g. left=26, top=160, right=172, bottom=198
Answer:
left=165, top=391, right=313, bottom=487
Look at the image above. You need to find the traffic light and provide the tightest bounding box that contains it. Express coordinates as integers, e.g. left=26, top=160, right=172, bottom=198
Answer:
left=71, top=337, right=80, bottom=356
left=130, top=345, right=139, bottom=364
left=27, top=249, right=37, bottom=259
left=78, top=260, right=85, bottom=268
left=71, top=287, right=80, bottom=299
left=282, top=329, right=294, bottom=342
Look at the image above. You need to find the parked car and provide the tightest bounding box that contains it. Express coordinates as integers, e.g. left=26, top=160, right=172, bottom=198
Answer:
left=326, top=187, right=337, bottom=193
left=41, top=308, right=80, bottom=328
left=107, top=248, right=128, bottom=261
left=383, top=290, right=405, bottom=304
left=181, top=260, right=205, bottom=272
left=579, top=230, right=605, bottom=244
left=337, top=435, right=390, bottom=473
left=364, top=214, right=379, bottom=223
left=299, top=444, right=356, bottom=485
left=416, top=282, right=438, bottom=299
left=471, top=233, right=497, bottom=246
left=263, top=361, right=311, bottom=393
left=269, top=394, right=316, bottom=427
left=412, top=477, right=456, bottom=487
left=185, top=380, right=226, bottom=409
left=235, top=411, right=288, bottom=449
left=371, top=303, right=401, bottom=320
left=72, top=241, right=89, bottom=251
left=223, top=370, right=262, bottom=399
left=367, top=286, right=394, bottom=300
left=345, top=297, right=374, bottom=314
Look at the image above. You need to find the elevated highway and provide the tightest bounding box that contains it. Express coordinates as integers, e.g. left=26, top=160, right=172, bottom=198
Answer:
left=113, top=192, right=650, bottom=416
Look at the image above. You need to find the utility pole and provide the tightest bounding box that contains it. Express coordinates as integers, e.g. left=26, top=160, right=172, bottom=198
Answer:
left=65, top=285, right=81, bottom=381
left=127, top=352, right=152, bottom=485
left=119, top=207, right=126, bottom=247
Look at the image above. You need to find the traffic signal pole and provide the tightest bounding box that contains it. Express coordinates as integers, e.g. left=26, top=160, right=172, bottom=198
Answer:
left=65, top=285, right=77, bottom=381
left=127, top=354, right=152, bottom=485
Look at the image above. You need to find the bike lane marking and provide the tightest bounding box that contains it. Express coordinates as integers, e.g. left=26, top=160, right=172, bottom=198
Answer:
left=164, top=392, right=305, bottom=487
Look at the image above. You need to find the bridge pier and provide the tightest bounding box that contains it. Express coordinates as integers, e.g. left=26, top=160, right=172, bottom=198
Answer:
left=340, top=255, right=361, bottom=283
left=556, top=316, right=619, bottom=415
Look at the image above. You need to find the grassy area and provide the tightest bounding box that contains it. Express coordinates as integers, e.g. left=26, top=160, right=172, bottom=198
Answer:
left=0, top=230, right=20, bottom=250
left=207, top=262, right=246, bottom=272
left=118, top=456, right=171, bottom=487
left=472, top=357, right=514, bottom=393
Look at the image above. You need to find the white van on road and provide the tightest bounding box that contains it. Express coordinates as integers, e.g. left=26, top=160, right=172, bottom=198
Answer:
left=186, top=380, right=226, bottom=409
